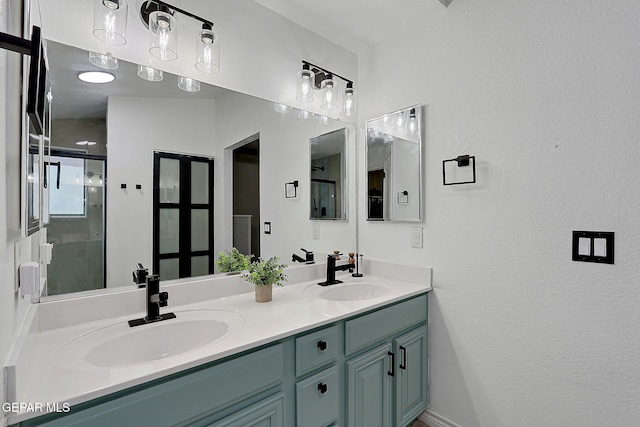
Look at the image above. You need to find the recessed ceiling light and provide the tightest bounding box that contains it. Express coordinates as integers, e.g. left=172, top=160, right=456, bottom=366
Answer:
left=77, top=71, right=115, bottom=83
left=75, top=141, right=98, bottom=146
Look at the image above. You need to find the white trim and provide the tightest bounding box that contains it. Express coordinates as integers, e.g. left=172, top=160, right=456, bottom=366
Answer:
left=420, top=409, right=463, bottom=427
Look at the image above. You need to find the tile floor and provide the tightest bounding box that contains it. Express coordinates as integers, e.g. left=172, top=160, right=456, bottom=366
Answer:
left=410, top=420, right=430, bottom=427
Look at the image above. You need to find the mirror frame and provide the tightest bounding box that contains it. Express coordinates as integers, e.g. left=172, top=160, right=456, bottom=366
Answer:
left=365, top=104, right=423, bottom=223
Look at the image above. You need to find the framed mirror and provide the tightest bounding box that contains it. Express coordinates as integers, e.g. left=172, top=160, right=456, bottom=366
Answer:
left=366, top=104, right=423, bottom=222
left=310, top=128, right=347, bottom=220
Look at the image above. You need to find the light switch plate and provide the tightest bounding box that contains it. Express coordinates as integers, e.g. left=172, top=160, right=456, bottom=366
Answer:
left=410, top=226, right=423, bottom=248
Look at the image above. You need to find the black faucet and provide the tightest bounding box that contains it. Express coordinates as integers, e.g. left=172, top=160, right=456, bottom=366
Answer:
left=318, top=253, right=354, bottom=286
left=132, top=263, right=148, bottom=287
left=128, top=274, right=176, bottom=327
left=292, top=248, right=314, bottom=263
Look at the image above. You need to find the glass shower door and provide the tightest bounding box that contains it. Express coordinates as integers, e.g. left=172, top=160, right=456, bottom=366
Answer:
left=46, top=154, right=106, bottom=295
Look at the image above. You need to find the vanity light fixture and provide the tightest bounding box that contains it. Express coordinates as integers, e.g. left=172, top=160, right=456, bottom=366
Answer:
left=93, top=0, right=128, bottom=46
left=178, top=76, right=200, bottom=92
left=137, top=64, right=163, bottom=81
left=274, top=103, right=292, bottom=113
left=296, top=60, right=355, bottom=115
left=77, top=71, right=115, bottom=83
left=139, top=0, right=219, bottom=70
left=88, top=51, right=119, bottom=70
left=408, top=108, right=417, bottom=135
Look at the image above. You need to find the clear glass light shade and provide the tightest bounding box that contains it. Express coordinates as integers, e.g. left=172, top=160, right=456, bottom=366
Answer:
left=394, top=110, right=408, bottom=131
left=408, top=112, right=418, bottom=135
left=342, top=86, right=357, bottom=117
left=195, top=28, right=220, bottom=73
left=89, top=51, right=119, bottom=70
left=137, top=65, right=163, bottom=82
left=296, top=69, right=315, bottom=103
left=320, top=78, right=338, bottom=110
left=149, top=11, right=178, bottom=61
left=274, top=103, right=292, bottom=113
left=93, top=0, right=128, bottom=46
left=178, top=76, right=200, bottom=92
left=298, top=110, right=311, bottom=120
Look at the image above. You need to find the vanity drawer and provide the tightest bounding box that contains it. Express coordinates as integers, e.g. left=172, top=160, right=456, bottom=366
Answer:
left=344, top=294, right=427, bottom=355
left=295, top=366, right=339, bottom=427
left=295, top=325, right=339, bottom=377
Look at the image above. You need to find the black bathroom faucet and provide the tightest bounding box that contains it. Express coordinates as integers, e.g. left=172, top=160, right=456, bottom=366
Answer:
left=319, top=253, right=354, bottom=286
left=128, top=274, right=176, bottom=327
left=292, top=248, right=314, bottom=263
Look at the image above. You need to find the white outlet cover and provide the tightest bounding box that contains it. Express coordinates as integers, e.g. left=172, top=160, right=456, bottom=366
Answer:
left=411, top=226, right=423, bottom=249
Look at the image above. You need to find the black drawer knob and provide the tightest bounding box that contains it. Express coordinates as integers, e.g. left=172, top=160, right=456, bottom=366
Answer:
left=317, top=382, right=328, bottom=394
left=317, top=340, right=327, bottom=351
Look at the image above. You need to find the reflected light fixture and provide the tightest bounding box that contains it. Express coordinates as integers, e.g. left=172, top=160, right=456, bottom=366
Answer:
left=408, top=108, right=417, bottom=135
left=296, top=61, right=355, bottom=115
left=93, top=0, right=128, bottom=46
left=298, top=110, right=311, bottom=120
left=296, top=63, right=315, bottom=103
left=89, top=51, right=118, bottom=70
left=342, top=82, right=356, bottom=117
left=274, top=103, right=292, bottom=113
left=137, top=64, right=163, bottom=81
left=77, top=71, right=115, bottom=83
left=178, top=76, right=200, bottom=92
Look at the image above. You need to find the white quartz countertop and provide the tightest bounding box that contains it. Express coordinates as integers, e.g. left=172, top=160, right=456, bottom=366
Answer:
left=7, top=265, right=431, bottom=424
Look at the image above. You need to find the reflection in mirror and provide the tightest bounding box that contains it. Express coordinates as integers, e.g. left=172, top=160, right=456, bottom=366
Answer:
left=41, top=40, right=356, bottom=298
left=310, top=129, right=346, bottom=220
left=366, top=105, right=422, bottom=222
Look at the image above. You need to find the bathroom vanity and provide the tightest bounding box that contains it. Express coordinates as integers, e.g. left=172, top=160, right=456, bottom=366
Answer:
left=6, top=263, right=431, bottom=427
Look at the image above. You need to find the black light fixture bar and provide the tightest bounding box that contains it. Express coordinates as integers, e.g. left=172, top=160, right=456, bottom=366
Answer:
left=141, top=0, right=214, bottom=27
left=302, top=60, right=353, bottom=85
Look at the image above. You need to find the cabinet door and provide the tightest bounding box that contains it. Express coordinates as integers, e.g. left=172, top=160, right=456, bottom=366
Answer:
left=208, top=393, right=284, bottom=427
left=346, top=343, right=393, bottom=427
left=395, top=326, right=428, bottom=426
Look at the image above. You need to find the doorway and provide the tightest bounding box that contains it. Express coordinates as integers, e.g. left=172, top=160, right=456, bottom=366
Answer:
left=232, top=139, right=260, bottom=259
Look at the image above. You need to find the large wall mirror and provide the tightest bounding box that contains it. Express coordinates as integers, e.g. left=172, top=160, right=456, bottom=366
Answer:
left=366, top=105, right=423, bottom=222
left=30, top=35, right=357, bottom=299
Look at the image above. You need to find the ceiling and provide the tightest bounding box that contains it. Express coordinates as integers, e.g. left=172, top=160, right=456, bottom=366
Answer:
left=253, top=0, right=445, bottom=54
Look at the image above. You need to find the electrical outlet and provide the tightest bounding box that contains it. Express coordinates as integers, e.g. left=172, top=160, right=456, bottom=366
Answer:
left=410, top=226, right=423, bottom=248
left=312, top=223, right=320, bottom=240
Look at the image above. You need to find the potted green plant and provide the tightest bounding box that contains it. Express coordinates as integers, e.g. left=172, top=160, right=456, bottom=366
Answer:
left=216, top=247, right=252, bottom=274
left=242, top=257, right=288, bottom=302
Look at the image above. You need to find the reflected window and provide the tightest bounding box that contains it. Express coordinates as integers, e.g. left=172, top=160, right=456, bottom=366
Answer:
left=49, top=156, right=86, bottom=217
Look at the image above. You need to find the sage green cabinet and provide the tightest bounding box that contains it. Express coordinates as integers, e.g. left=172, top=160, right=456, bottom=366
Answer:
left=346, top=344, right=393, bottom=427
left=395, top=326, right=428, bottom=426
left=208, top=393, right=284, bottom=427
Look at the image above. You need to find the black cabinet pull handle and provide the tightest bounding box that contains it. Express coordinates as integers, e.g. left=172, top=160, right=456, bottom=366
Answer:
left=400, top=346, right=407, bottom=370
left=318, top=383, right=328, bottom=394
left=317, top=340, right=327, bottom=351
left=387, top=351, right=395, bottom=377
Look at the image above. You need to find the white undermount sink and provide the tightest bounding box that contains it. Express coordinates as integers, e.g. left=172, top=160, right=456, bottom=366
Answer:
left=53, top=309, right=244, bottom=369
left=305, top=282, right=390, bottom=301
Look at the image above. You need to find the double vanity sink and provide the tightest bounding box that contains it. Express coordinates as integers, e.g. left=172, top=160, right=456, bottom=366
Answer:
left=6, top=263, right=431, bottom=425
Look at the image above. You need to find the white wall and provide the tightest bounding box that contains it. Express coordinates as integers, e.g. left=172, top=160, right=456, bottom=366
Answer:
left=106, top=97, right=215, bottom=286
left=0, top=0, right=40, bottom=413
left=214, top=93, right=357, bottom=265
left=358, top=1, right=640, bottom=425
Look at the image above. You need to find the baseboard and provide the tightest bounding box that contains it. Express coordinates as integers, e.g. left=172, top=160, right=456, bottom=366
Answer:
left=420, top=409, right=463, bottom=427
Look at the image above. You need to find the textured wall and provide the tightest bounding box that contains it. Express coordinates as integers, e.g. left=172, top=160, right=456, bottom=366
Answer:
left=358, top=1, right=640, bottom=425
